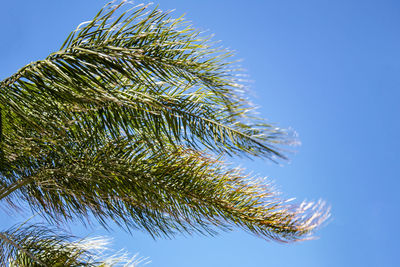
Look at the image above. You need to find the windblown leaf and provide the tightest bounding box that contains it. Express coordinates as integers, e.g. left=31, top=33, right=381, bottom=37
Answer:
left=0, top=223, right=140, bottom=266
left=0, top=0, right=328, bottom=247
left=0, top=1, right=287, bottom=160
left=3, top=135, right=328, bottom=242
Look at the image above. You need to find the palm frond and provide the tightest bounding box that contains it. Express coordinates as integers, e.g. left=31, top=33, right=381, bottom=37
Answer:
left=0, top=223, right=141, bottom=266
left=0, top=1, right=288, bottom=160
left=0, top=0, right=328, bottom=246
left=2, top=135, right=328, bottom=242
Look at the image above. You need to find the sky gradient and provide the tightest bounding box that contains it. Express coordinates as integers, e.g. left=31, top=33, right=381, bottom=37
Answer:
left=1, top=1, right=399, bottom=266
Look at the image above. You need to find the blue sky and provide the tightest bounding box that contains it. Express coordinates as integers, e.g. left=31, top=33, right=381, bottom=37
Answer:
left=1, top=1, right=400, bottom=266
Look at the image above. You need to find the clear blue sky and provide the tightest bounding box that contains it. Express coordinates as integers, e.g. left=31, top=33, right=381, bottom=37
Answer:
left=1, top=1, right=399, bottom=266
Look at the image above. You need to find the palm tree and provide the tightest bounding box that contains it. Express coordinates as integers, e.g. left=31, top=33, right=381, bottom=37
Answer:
left=0, top=1, right=329, bottom=265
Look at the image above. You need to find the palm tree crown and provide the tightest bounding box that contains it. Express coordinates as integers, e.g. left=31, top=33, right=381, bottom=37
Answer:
left=0, top=1, right=329, bottom=265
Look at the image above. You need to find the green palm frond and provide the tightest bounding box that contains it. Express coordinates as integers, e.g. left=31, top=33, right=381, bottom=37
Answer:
left=0, top=223, right=141, bottom=266
left=0, top=1, right=286, bottom=160
left=3, top=135, right=327, bottom=242
left=0, top=0, right=328, bottom=253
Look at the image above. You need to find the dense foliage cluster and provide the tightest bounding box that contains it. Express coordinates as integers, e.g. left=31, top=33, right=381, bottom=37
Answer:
left=0, top=2, right=328, bottom=265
